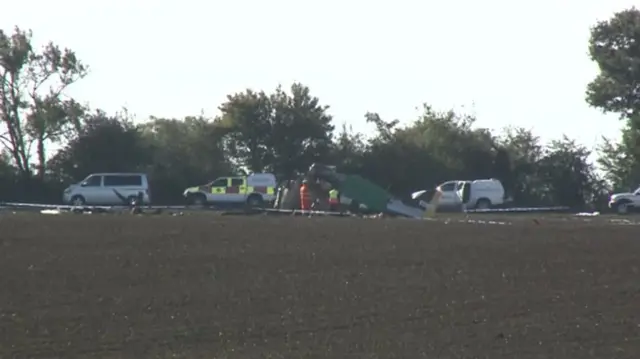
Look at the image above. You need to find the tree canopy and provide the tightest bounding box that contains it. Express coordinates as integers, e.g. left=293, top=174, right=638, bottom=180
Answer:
left=587, top=7, right=640, bottom=190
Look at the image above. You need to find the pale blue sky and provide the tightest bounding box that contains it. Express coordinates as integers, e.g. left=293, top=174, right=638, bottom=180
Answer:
left=2, top=0, right=637, bottom=150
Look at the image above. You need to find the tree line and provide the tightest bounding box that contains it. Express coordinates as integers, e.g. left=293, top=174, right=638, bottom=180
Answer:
left=1, top=8, right=639, bottom=209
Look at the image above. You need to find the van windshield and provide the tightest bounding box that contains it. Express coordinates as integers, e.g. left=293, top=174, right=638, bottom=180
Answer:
left=82, top=175, right=102, bottom=187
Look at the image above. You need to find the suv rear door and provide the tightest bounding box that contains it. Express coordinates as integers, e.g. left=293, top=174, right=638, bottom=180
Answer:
left=226, top=177, right=247, bottom=203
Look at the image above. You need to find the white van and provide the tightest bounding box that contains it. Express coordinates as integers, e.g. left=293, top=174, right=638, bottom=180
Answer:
left=458, top=179, right=506, bottom=209
left=63, top=173, right=151, bottom=206
left=434, top=178, right=505, bottom=210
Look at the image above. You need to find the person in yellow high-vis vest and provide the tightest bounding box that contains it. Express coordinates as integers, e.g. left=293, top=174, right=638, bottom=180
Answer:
left=328, top=189, right=339, bottom=211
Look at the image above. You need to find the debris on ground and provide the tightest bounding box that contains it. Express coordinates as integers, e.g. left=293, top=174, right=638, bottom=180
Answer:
left=575, top=211, right=600, bottom=216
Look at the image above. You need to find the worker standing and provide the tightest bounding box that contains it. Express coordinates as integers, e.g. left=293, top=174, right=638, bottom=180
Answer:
left=328, top=188, right=339, bottom=211
left=300, top=179, right=312, bottom=211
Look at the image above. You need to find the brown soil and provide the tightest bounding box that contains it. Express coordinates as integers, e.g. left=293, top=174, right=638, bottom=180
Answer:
left=1, top=214, right=639, bottom=358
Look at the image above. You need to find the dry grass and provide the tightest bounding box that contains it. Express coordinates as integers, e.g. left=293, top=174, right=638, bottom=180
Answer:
left=1, top=214, right=639, bottom=358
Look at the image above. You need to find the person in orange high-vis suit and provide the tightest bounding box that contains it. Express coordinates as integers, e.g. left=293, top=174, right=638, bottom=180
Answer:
left=299, top=180, right=312, bottom=210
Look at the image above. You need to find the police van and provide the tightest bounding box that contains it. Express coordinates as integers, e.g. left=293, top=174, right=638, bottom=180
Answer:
left=183, top=173, right=277, bottom=207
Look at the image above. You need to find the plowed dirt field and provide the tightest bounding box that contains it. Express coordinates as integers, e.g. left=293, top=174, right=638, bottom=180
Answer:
left=1, top=214, right=639, bottom=358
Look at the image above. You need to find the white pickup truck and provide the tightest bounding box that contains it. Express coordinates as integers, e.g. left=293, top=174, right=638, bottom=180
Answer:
left=432, top=179, right=506, bottom=210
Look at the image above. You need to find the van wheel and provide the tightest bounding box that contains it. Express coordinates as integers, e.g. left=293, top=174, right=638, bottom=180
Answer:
left=70, top=195, right=85, bottom=206
left=475, top=198, right=491, bottom=210
left=247, top=194, right=264, bottom=208
left=188, top=193, right=207, bottom=206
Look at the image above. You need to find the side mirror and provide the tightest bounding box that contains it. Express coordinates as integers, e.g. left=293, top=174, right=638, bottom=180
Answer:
left=80, top=181, right=88, bottom=187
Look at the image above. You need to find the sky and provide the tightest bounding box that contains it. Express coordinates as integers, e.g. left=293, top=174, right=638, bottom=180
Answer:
left=1, top=0, right=637, bottom=151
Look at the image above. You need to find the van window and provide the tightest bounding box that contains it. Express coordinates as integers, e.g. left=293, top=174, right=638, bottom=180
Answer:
left=104, top=175, right=143, bottom=187
left=249, top=175, right=275, bottom=185
left=230, top=178, right=244, bottom=186
left=211, top=178, right=228, bottom=187
left=84, top=175, right=102, bottom=187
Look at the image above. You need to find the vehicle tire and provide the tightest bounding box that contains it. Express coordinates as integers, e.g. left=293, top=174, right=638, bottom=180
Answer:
left=70, top=195, right=85, bottom=206
left=188, top=193, right=207, bottom=206
left=475, top=198, right=491, bottom=210
left=247, top=194, right=264, bottom=208
left=614, top=200, right=631, bottom=215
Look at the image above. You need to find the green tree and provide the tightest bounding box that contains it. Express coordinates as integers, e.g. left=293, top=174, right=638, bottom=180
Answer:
left=48, top=110, right=150, bottom=182
left=586, top=8, right=640, bottom=188
left=497, top=127, right=544, bottom=204
left=396, top=105, right=495, bottom=183
left=267, top=83, right=334, bottom=177
left=358, top=112, right=430, bottom=194
left=537, top=137, right=599, bottom=207
left=496, top=129, right=601, bottom=208
left=348, top=105, right=508, bottom=196
left=586, top=7, right=640, bottom=117
left=365, top=112, right=399, bottom=144
left=220, top=83, right=334, bottom=178
left=330, top=123, right=366, bottom=172
left=0, top=150, right=18, bottom=199
left=0, top=27, right=88, bottom=178
left=491, top=147, right=513, bottom=199
left=598, top=116, right=640, bottom=189
left=219, top=90, right=272, bottom=172
left=140, top=115, right=233, bottom=203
